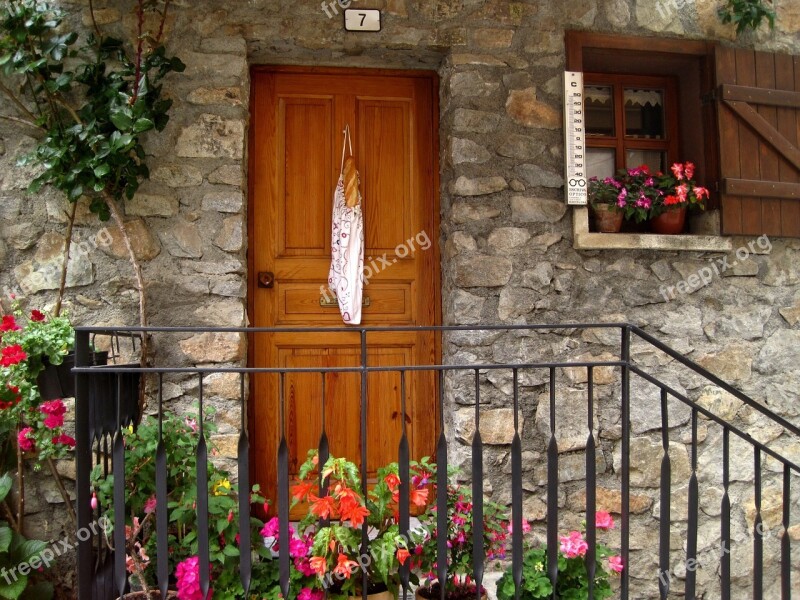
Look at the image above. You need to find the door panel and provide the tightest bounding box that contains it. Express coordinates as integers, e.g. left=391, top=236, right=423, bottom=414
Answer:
left=249, top=68, right=440, bottom=511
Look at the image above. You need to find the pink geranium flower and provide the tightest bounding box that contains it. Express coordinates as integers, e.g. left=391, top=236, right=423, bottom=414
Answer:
left=595, top=511, right=615, bottom=530
left=17, top=427, right=35, bottom=452
left=608, top=555, right=624, bottom=573
left=175, top=556, right=211, bottom=600
left=144, top=495, right=157, bottom=514
left=559, top=530, right=588, bottom=559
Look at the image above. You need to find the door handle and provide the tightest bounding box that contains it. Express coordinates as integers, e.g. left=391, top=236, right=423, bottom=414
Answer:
left=320, top=295, right=371, bottom=308
left=258, top=272, right=275, bottom=288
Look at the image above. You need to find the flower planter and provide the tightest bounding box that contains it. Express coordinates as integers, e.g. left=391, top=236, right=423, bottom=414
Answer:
left=37, top=351, right=109, bottom=400
left=590, top=204, right=624, bottom=233
left=650, top=206, right=687, bottom=234
left=116, top=592, right=177, bottom=599
left=416, top=586, right=487, bottom=600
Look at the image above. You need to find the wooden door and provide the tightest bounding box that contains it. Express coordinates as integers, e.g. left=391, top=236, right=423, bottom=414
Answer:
left=248, top=68, right=440, bottom=508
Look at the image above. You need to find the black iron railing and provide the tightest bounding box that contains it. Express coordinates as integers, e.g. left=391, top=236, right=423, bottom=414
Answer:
left=72, top=324, right=800, bottom=600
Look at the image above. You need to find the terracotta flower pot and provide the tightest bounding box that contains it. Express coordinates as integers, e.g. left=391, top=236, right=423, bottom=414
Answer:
left=590, top=204, right=624, bottom=233
left=650, top=205, right=687, bottom=234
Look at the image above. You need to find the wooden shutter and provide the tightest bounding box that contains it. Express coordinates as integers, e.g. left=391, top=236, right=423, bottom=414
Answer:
left=715, top=46, right=800, bottom=237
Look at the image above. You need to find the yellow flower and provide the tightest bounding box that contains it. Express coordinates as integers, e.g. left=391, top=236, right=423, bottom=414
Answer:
left=212, top=479, right=231, bottom=496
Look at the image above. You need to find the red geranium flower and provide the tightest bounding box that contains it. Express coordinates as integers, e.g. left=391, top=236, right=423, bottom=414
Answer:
left=52, top=434, right=76, bottom=448
left=0, top=316, right=20, bottom=332
left=30, top=310, right=46, bottom=322
left=1, top=345, right=27, bottom=367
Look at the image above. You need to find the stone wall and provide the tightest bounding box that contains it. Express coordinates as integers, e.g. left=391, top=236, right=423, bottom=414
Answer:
left=1, top=0, right=800, bottom=597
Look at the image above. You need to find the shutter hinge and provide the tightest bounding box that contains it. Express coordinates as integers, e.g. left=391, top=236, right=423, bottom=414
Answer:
left=701, top=89, right=717, bottom=105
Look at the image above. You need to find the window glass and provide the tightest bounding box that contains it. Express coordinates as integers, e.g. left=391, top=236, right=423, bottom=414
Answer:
left=624, top=88, right=664, bottom=139
left=625, top=149, right=666, bottom=173
left=587, top=148, right=616, bottom=179
left=585, top=86, right=614, bottom=136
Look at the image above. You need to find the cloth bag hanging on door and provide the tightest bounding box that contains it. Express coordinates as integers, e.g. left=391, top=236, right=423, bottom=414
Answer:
left=328, top=125, right=365, bottom=324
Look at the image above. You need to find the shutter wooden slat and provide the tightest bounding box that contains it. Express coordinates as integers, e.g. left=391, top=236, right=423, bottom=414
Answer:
left=716, top=47, right=744, bottom=234
left=776, top=53, right=800, bottom=237
left=755, top=51, right=783, bottom=236
left=736, top=49, right=764, bottom=236
left=716, top=46, right=800, bottom=237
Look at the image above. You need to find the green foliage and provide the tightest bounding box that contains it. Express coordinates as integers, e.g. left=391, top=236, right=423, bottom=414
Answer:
left=0, top=306, right=76, bottom=463
left=90, top=409, right=271, bottom=598
left=0, top=476, right=52, bottom=599
left=718, top=0, right=776, bottom=34
left=413, top=463, right=509, bottom=596
left=0, top=0, right=184, bottom=219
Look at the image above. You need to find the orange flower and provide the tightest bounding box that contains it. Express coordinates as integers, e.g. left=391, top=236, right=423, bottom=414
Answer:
left=396, top=548, right=411, bottom=566
left=339, top=497, right=370, bottom=528
left=333, top=553, right=359, bottom=579
left=384, top=473, right=401, bottom=492
left=310, top=494, right=337, bottom=520
left=292, top=481, right=315, bottom=502
left=410, top=487, right=429, bottom=507
left=310, top=556, right=327, bottom=576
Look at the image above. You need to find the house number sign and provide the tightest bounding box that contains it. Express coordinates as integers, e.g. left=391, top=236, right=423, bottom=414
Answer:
left=344, top=9, right=381, bottom=31
left=564, top=71, right=588, bottom=206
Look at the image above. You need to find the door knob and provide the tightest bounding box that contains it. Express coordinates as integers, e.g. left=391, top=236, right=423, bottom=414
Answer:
left=258, top=272, right=275, bottom=288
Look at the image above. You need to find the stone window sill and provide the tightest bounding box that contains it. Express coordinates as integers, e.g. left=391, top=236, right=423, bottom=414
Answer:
left=572, top=207, right=734, bottom=252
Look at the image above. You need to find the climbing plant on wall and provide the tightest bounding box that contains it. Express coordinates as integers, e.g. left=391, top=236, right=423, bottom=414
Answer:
left=0, top=0, right=183, bottom=360
left=717, top=0, right=776, bottom=34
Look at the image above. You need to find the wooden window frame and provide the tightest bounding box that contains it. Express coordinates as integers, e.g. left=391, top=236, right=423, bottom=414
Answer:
left=584, top=72, right=680, bottom=175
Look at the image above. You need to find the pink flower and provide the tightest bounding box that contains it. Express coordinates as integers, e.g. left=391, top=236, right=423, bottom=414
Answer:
left=559, top=531, right=588, bottom=559
left=91, top=492, right=98, bottom=511
left=1, top=345, right=27, bottom=367
left=670, top=163, right=684, bottom=180
left=299, top=588, right=324, bottom=600
left=684, top=162, right=695, bottom=180
left=676, top=183, right=689, bottom=203
left=17, top=428, right=35, bottom=452
left=693, top=186, right=708, bottom=200
left=175, top=556, right=211, bottom=600
left=40, top=399, right=66, bottom=417
left=289, top=537, right=309, bottom=559
left=0, top=316, right=20, bottom=332
left=144, top=495, right=157, bottom=514
left=184, top=417, right=198, bottom=433
left=506, top=520, right=531, bottom=535
left=43, top=414, right=64, bottom=429
left=260, top=516, right=280, bottom=539
left=608, top=555, right=624, bottom=573
left=595, top=511, right=615, bottom=530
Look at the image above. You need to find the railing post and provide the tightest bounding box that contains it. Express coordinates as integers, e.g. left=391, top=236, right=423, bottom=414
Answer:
left=360, top=329, right=369, bottom=600
left=620, top=326, right=631, bottom=600
left=75, top=330, right=92, bottom=599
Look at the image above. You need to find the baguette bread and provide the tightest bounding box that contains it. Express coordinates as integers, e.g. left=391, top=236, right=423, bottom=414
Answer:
left=343, top=156, right=361, bottom=208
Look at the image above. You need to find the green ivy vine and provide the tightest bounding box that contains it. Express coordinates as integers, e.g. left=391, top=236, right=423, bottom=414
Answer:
left=717, top=0, right=776, bottom=35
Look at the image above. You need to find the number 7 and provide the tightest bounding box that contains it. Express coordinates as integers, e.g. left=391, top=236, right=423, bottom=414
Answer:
left=359, top=13, right=366, bottom=26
